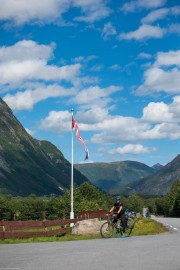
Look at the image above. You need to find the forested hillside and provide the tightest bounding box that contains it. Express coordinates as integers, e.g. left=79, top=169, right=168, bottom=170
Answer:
left=0, top=98, right=88, bottom=196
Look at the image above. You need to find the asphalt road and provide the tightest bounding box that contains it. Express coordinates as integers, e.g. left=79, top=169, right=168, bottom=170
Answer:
left=0, top=217, right=179, bottom=270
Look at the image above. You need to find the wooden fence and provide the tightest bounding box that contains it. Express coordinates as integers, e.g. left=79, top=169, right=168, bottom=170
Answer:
left=0, top=210, right=107, bottom=239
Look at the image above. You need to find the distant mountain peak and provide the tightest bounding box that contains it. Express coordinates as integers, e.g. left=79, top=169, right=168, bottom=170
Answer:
left=124, top=154, right=180, bottom=195
left=152, top=163, right=163, bottom=171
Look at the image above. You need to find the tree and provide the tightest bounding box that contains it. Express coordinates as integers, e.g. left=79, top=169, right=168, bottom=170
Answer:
left=165, top=180, right=180, bottom=217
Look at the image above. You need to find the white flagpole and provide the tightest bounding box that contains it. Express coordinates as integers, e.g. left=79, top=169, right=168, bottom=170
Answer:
left=70, top=109, right=74, bottom=224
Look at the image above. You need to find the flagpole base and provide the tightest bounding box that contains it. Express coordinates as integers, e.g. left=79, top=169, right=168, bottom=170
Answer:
left=70, top=212, right=74, bottom=227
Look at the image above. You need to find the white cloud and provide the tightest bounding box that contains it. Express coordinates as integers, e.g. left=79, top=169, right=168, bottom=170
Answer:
left=0, top=40, right=81, bottom=90
left=90, top=114, right=180, bottom=144
left=76, top=107, right=109, bottom=124
left=120, top=0, right=166, bottom=13
left=0, top=0, right=69, bottom=25
left=155, top=50, right=180, bottom=67
left=0, top=40, right=53, bottom=61
left=90, top=116, right=151, bottom=143
left=141, top=8, right=169, bottom=23
left=0, top=0, right=111, bottom=25
left=101, top=22, right=117, bottom=40
left=109, top=144, right=156, bottom=155
left=3, top=84, right=75, bottom=110
left=109, top=64, right=121, bottom=70
left=142, top=102, right=174, bottom=122
left=40, top=110, right=71, bottom=133
left=90, top=64, right=103, bottom=71
left=137, top=67, right=180, bottom=95
left=119, top=24, right=165, bottom=40
left=136, top=50, right=180, bottom=95
left=73, top=0, right=111, bottom=23
left=170, top=96, right=180, bottom=117
left=39, top=94, right=180, bottom=145
left=138, top=52, right=152, bottom=59
left=71, top=85, right=123, bottom=109
left=149, top=122, right=180, bottom=139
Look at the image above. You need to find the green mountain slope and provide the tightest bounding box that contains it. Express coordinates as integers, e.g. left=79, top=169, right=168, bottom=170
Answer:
left=0, top=98, right=88, bottom=196
left=75, top=161, right=155, bottom=194
left=123, top=154, right=180, bottom=195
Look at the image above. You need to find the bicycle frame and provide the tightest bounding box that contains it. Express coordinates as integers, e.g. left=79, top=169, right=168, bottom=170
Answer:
left=100, top=213, right=136, bottom=238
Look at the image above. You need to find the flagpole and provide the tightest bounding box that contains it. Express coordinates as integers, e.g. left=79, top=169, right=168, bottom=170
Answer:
left=70, top=109, right=74, bottom=223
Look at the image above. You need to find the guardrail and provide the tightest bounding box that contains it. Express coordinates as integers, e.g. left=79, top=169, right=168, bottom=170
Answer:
left=0, top=210, right=107, bottom=239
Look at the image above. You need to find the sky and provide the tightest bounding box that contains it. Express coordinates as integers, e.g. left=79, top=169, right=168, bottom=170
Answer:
left=0, top=0, right=179, bottom=167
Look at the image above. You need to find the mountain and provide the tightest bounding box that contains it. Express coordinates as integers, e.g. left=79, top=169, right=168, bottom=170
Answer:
left=152, top=163, right=163, bottom=172
left=74, top=161, right=155, bottom=195
left=123, top=155, right=180, bottom=195
left=0, top=98, right=88, bottom=196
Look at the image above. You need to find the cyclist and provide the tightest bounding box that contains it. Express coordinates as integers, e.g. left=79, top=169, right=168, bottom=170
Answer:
left=108, top=195, right=126, bottom=238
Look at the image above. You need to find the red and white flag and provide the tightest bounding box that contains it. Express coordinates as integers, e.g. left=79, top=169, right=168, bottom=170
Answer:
left=72, top=115, right=89, bottom=160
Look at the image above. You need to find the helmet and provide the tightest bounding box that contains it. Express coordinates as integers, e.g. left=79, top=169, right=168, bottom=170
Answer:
left=115, top=195, right=121, bottom=200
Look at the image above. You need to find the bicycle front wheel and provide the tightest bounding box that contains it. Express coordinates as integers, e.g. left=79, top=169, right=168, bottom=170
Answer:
left=100, top=221, right=114, bottom=238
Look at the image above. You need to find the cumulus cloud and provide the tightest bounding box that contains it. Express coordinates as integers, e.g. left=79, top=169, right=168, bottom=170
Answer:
left=119, top=24, right=165, bottom=40
left=136, top=50, right=180, bottom=95
left=0, top=0, right=68, bottom=25
left=109, top=144, right=156, bottom=155
left=76, top=107, right=109, bottom=124
left=120, top=0, right=166, bottom=13
left=73, top=0, right=111, bottom=23
left=141, top=8, right=169, bottom=24
left=148, top=122, right=180, bottom=140
left=0, top=0, right=111, bottom=25
left=90, top=115, right=180, bottom=144
left=137, top=67, right=180, bottom=95
left=137, top=52, right=152, bottom=59
left=142, top=6, right=180, bottom=24
left=3, top=84, right=75, bottom=110
left=0, top=40, right=53, bottom=61
left=142, top=102, right=174, bottom=122
left=39, top=94, right=180, bottom=148
left=155, top=50, right=180, bottom=67
left=40, top=110, right=71, bottom=133
left=90, top=116, right=151, bottom=143
left=71, top=85, right=123, bottom=109
left=170, top=96, right=180, bottom=117
left=101, top=22, right=117, bottom=40
left=0, top=40, right=81, bottom=90
left=1, top=41, right=122, bottom=112
left=109, top=64, right=121, bottom=70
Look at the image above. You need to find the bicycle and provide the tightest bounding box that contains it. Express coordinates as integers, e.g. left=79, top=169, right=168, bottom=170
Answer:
left=100, top=212, right=136, bottom=239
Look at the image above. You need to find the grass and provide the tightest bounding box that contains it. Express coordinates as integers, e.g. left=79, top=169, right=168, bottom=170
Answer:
left=0, top=218, right=168, bottom=244
left=0, top=233, right=101, bottom=244
left=130, top=218, right=169, bottom=236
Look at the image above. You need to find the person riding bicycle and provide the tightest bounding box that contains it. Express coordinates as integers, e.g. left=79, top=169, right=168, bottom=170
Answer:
left=108, top=195, right=126, bottom=238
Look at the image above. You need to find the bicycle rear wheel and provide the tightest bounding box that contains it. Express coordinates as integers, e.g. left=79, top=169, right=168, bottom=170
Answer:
left=126, top=217, right=136, bottom=236
left=100, top=221, right=114, bottom=238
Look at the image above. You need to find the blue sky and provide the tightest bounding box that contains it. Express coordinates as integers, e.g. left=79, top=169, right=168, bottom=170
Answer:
left=0, top=0, right=179, bottom=166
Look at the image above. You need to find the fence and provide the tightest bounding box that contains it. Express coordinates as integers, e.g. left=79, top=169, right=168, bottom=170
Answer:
left=0, top=210, right=107, bottom=239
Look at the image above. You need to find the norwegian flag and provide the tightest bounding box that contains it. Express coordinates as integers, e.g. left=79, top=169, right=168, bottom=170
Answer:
left=72, top=115, right=89, bottom=160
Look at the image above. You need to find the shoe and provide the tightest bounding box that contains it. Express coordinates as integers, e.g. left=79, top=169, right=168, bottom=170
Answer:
left=120, top=234, right=126, bottom=238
